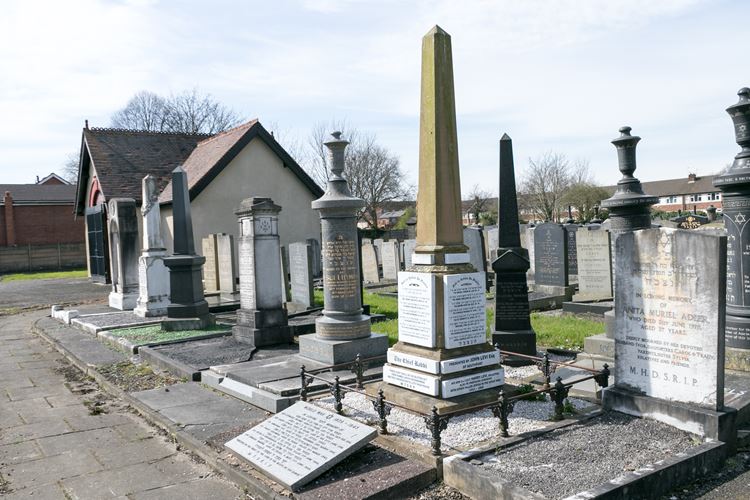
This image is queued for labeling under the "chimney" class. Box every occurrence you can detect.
[85,119,89,129]
[688,173,697,183]
[4,191,16,246]
[36,175,39,183]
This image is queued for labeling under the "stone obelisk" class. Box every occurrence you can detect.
[299,132,388,364]
[134,175,169,317]
[374,26,503,413]
[491,134,536,359]
[162,166,212,330]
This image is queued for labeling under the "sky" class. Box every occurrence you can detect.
[0,0,746,196]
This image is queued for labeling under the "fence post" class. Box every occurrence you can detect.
[27,243,32,272]
[57,243,62,270]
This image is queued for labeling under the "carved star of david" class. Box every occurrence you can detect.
[735,213,747,225]
[659,232,672,252]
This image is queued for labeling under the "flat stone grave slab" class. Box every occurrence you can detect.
[444,412,722,500]
[561,300,613,316]
[139,337,293,380]
[71,311,165,334]
[225,401,377,491]
[205,294,240,313]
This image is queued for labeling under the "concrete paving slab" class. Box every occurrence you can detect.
[141,336,257,372]
[92,438,176,469]
[36,427,123,457]
[0,418,73,445]
[4,449,103,489]
[130,478,243,500]
[128,383,219,411]
[3,482,68,500]
[0,440,44,465]
[60,460,183,498]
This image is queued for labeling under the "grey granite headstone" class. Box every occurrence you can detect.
[225,402,376,491]
[306,238,322,278]
[463,226,487,274]
[372,238,384,266]
[289,242,314,309]
[361,243,380,283]
[485,226,499,258]
[380,240,400,280]
[609,228,725,410]
[201,234,220,292]
[233,197,291,346]
[573,228,612,302]
[107,198,139,310]
[533,222,568,287]
[564,223,579,277]
[217,233,238,299]
[403,239,417,269]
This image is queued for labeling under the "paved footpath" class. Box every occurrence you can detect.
[0,311,247,499]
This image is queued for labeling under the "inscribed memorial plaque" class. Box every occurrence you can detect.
[381,241,400,280]
[398,271,437,347]
[613,228,726,409]
[565,224,579,276]
[443,272,487,349]
[534,223,568,287]
[441,368,504,398]
[225,401,376,491]
[383,365,439,395]
[574,228,613,301]
[721,198,750,348]
[361,244,380,283]
[289,243,314,308]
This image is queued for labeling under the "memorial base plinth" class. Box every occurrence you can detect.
[583,333,614,360]
[604,309,616,339]
[232,324,293,347]
[602,386,737,449]
[164,254,209,318]
[314,314,371,341]
[726,347,750,372]
[532,284,576,301]
[109,291,138,311]
[161,314,215,332]
[366,382,506,416]
[133,302,168,318]
[298,333,388,364]
[491,330,536,366]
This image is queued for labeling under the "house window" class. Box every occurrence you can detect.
[707,192,721,201]
[665,196,678,204]
[689,194,703,202]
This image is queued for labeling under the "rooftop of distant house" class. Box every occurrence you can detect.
[1,172,76,205]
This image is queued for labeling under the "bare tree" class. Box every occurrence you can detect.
[520,152,571,222]
[466,184,495,226]
[61,152,80,184]
[110,89,242,134]
[305,119,361,186]
[266,121,309,168]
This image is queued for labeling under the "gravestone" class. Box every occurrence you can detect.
[573,228,613,302]
[361,243,380,283]
[380,240,400,280]
[162,166,211,329]
[403,239,417,269]
[279,246,291,302]
[289,242,314,309]
[299,132,388,364]
[564,223,579,278]
[233,197,292,346]
[603,228,729,440]
[201,234,220,293]
[372,238,384,266]
[491,134,536,358]
[217,233,238,300]
[134,175,169,317]
[225,402,376,491]
[534,222,568,287]
[306,238,322,278]
[485,226,499,258]
[463,226,487,274]
[107,198,139,310]
[375,27,503,412]
[715,88,750,364]
[524,226,535,282]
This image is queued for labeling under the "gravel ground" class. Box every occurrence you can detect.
[74,311,163,328]
[97,360,183,392]
[478,412,701,499]
[408,482,469,499]
[313,392,591,452]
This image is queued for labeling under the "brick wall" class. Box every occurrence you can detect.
[0,204,84,246]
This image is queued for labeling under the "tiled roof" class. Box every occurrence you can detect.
[158,120,323,204]
[603,175,719,198]
[0,184,77,204]
[79,127,208,208]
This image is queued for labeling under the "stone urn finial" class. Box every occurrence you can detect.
[324,131,349,181]
[612,126,641,180]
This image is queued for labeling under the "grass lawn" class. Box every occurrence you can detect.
[106,324,229,346]
[1,269,88,282]
[314,288,604,350]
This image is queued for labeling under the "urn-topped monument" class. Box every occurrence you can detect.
[298,132,388,364]
[372,26,503,413]
[714,87,750,364]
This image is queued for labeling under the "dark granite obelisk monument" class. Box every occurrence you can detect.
[491,134,536,358]
[162,166,212,329]
[714,87,750,370]
[232,197,292,347]
[298,132,388,364]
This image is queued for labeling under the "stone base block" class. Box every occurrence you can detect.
[133,301,168,318]
[604,309,616,339]
[315,314,371,341]
[603,386,737,450]
[236,307,288,328]
[232,324,293,347]
[583,333,615,360]
[366,382,505,416]
[161,314,215,331]
[298,333,388,365]
[492,330,536,365]
[563,300,613,316]
[532,284,576,301]
[167,300,209,319]
[109,292,138,311]
[726,347,750,372]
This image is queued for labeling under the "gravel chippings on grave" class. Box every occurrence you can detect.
[313,392,590,452]
[503,364,540,379]
[478,411,701,499]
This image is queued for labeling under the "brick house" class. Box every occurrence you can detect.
[0,178,83,247]
[602,173,721,213]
